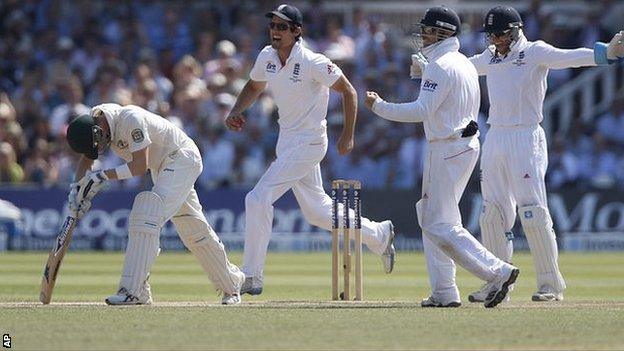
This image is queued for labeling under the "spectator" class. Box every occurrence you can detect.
[49,76,90,137]
[0,142,24,183]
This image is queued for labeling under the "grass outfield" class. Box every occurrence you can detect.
[0,251,623,350]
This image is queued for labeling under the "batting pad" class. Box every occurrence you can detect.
[173,215,244,295]
[480,201,513,262]
[120,191,164,296]
[518,205,566,293]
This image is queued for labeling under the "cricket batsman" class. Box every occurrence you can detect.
[66,103,245,305]
[365,6,519,308]
[467,6,624,303]
[225,4,396,295]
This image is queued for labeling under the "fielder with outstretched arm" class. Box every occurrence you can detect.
[467,6,624,303]
[365,6,518,308]
[225,4,396,296]
[66,104,245,305]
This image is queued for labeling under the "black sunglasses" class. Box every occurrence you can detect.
[268,22,290,31]
[488,30,511,38]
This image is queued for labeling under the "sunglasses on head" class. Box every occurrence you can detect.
[268,22,290,31]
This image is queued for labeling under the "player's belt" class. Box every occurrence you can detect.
[460,120,479,137]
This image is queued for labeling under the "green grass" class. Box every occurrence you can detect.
[1,251,623,350]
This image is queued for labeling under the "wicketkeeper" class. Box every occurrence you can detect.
[66,103,245,305]
[468,6,624,303]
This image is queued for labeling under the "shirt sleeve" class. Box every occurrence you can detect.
[249,50,268,82]
[531,40,596,70]
[372,63,450,123]
[310,54,343,87]
[122,110,151,153]
[469,50,491,76]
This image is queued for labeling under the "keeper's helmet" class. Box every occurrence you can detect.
[66,113,110,160]
[482,6,523,46]
[412,6,461,51]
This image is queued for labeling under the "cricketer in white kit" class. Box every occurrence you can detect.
[366,6,519,308]
[467,6,624,303]
[225,4,396,295]
[65,103,245,305]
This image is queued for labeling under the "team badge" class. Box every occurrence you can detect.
[524,210,533,219]
[290,63,302,83]
[131,129,144,143]
[512,51,526,66]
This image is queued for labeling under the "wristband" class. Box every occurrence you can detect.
[114,164,132,180]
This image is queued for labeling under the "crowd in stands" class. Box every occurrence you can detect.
[0,0,622,191]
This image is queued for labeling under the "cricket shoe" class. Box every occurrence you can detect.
[468,282,513,303]
[484,264,520,308]
[240,276,263,295]
[532,285,564,302]
[105,283,153,305]
[221,293,242,305]
[421,296,461,308]
[380,220,396,274]
[221,269,245,305]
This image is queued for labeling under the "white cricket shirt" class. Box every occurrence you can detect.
[469,33,597,126]
[372,37,480,142]
[92,103,197,171]
[249,40,343,134]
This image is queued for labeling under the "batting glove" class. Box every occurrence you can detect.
[67,182,80,217]
[77,170,108,203]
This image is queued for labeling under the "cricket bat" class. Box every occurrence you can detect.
[39,215,78,304]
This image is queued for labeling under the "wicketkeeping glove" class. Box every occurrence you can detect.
[410,52,429,79]
[607,30,624,60]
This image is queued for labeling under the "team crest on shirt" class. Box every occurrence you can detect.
[512,51,526,66]
[290,62,302,83]
[116,139,128,149]
[327,64,335,74]
[131,128,144,143]
[266,61,277,73]
[422,79,438,92]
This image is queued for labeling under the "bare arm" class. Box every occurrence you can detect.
[330,75,357,155]
[225,79,267,131]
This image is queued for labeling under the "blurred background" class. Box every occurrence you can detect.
[0,0,623,253]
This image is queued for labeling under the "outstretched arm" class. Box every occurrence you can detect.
[225,80,267,131]
[536,31,624,69]
[330,75,357,155]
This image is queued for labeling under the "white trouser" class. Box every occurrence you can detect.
[417,136,507,303]
[242,130,386,279]
[151,147,205,221]
[480,125,549,234]
[120,146,242,294]
[480,124,565,293]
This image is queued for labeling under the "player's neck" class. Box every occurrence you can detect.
[277,43,296,66]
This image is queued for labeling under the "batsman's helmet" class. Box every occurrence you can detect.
[66,114,108,160]
[482,6,523,34]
